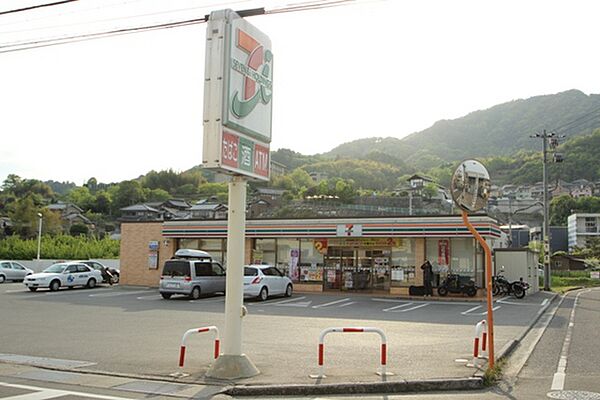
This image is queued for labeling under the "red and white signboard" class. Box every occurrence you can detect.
[438,239,450,266]
[202,9,273,181]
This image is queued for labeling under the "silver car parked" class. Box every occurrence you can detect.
[0,261,34,283]
[159,249,226,300]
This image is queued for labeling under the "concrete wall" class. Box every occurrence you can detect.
[494,249,539,293]
[120,222,175,287]
[14,259,120,273]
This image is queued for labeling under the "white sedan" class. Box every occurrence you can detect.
[243,265,293,301]
[23,262,103,292]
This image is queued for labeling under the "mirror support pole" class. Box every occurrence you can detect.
[461,210,495,370]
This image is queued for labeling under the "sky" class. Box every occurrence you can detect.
[1,0,600,185]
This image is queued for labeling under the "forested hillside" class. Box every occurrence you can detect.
[322,90,600,172]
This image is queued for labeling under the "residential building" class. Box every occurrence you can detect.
[567,213,600,250]
[46,201,93,230]
[270,161,287,179]
[120,204,162,221]
[551,254,587,271]
[190,203,228,219]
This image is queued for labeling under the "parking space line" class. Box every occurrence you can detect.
[394,303,429,313]
[471,305,501,315]
[337,301,356,308]
[460,305,482,315]
[136,295,161,300]
[382,302,413,312]
[541,298,549,306]
[0,381,132,400]
[497,298,541,306]
[312,298,351,309]
[248,296,307,306]
[274,300,312,307]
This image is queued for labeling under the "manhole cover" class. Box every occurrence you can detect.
[547,391,600,400]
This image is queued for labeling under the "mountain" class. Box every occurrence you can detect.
[324,90,600,167]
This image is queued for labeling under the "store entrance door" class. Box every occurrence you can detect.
[324,247,391,292]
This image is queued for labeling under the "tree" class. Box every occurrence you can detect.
[67,187,95,211]
[549,195,577,225]
[92,191,112,214]
[8,195,38,238]
[422,183,438,200]
[112,181,145,214]
[69,223,89,236]
[145,188,170,202]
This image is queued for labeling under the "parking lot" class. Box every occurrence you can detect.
[0,282,554,384]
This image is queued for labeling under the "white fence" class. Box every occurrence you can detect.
[14,259,120,273]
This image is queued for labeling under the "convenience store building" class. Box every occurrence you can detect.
[120,215,503,296]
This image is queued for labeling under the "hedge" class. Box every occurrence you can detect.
[0,235,120,260]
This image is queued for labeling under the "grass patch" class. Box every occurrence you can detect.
[483,358,506,386]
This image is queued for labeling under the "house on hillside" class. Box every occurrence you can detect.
[120,204,162,221]
[551,254,587,271]
[46,201,94,230]
[190,203,228,219]
[270,161,287,179]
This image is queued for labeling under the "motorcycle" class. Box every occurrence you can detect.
[492,269,529,299]
[100,267,116,285]
[437,273,478,297]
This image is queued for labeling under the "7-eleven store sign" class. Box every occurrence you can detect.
[202,9,273,181]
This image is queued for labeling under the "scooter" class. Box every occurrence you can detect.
[437,273,477,297]
[101,267,116,285]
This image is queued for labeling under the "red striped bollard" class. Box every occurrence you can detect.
[310,327,392,379]
[178,326,220,368]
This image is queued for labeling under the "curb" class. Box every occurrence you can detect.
[225,377,484,397]
[495,292,558,361]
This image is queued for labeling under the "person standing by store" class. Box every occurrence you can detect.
[421,260,433,296]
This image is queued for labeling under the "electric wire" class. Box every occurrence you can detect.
[0,0,254,35]
[0,0,361,54]
[0,0,78,16]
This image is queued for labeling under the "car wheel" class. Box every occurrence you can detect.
[437,286,448,296]
[28,287,37,292]
[86,278,97,289]
[161,293,172,300]
[0,275,5,284]
[49,280,60,292]
[284,284,293,297]
[190,286,201,300]
[258,286,268,301]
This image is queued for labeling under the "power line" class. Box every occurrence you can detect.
[0,0,361,54]
[0,0,79,16]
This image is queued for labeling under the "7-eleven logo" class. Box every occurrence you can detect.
[337,224,362,237]
[231,29,273,119]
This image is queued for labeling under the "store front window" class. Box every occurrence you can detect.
[425,238,476,286]
[390,239,416,287]
[253,239,276,265]
[179,238,226,265]
[276,239,300,282]
[299,239,324,283]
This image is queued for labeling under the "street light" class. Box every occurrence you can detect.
[36,213,43,261]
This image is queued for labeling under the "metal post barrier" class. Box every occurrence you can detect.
[309,327,393,379]
[179,326,220,368]
[467,320,487,367]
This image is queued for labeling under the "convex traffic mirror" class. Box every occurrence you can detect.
[451,159,491,212]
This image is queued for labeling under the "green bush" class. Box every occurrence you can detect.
[0,235,120,260]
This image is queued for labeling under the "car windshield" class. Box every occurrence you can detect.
[43,264,67,273]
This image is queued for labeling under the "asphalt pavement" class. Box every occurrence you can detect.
[0,282,556,396]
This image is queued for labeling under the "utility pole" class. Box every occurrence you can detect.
[530,130,564,291]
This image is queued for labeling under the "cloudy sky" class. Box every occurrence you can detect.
[1,0,599,184]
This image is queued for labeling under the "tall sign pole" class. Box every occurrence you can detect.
[202,9,273,379]
[451,160,494,370]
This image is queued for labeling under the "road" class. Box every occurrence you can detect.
[0,281,580,399]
